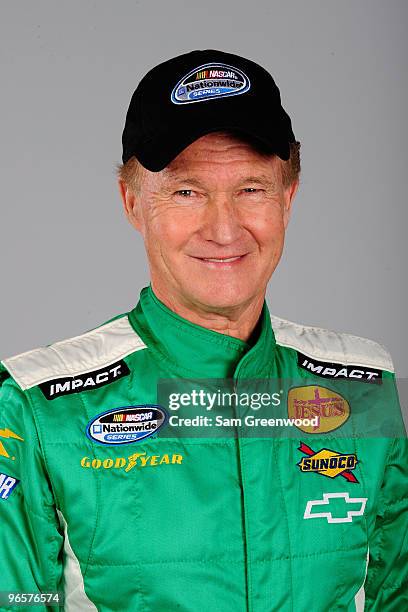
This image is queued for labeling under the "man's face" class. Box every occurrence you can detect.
[120,132,298,314]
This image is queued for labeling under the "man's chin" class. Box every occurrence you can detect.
[184,286,257,314]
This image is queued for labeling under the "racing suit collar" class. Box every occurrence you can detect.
[128,285,276,378]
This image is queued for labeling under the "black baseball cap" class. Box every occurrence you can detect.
[122,49,296,172]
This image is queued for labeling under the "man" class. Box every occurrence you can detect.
[0,49,406,611]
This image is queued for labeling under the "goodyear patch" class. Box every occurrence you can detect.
[171,62,250,104]
[80,452,183,472]
[86,405,168,445]
[0,472,20,500]
[297,442,358,482]
[287,385,350,433]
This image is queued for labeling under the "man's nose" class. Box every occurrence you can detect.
[200,192,243,244]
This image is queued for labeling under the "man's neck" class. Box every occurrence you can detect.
[151,286,265,343]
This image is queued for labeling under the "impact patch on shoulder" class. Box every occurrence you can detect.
[271,315,394,373]
[1,315,147,391]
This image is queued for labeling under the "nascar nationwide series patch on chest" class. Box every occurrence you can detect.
[86,405,168,445]
[171,62,251,104]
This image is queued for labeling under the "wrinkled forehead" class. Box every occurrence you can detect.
[159,130,280,178]
[172,130,275,158]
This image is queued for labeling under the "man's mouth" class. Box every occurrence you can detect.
[200,256,242,263]
[190,254,248,266]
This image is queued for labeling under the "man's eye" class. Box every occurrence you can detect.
[175,190,193,197]
[242,188,261,193]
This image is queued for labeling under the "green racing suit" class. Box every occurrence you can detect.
[0,285,407,611]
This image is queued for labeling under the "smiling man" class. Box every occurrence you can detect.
[0,50,406,612]
[119,131,298,338]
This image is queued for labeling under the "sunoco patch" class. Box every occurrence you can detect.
[86,405,167,445]
[297,442,358,483]
[171,62,250,104]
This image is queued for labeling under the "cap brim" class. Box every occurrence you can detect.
[135,121,291,172]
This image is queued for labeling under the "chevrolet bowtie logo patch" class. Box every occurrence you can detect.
[297,442,358,483]
[0,428,24,459]
[304,492,367,523]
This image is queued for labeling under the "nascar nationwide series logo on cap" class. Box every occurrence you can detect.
[287,385,350,433]
[171,63,251,104]
[86,405,168,445]
[297,442,358,482]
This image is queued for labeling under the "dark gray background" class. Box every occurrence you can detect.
[1,1,407,375]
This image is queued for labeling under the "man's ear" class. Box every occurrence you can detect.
[118,179,143,232]
[282,178,299,229]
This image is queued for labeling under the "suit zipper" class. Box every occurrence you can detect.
[232,368,252,612]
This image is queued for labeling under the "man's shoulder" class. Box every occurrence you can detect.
[1,313,146,392]
[271,314,394,374]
